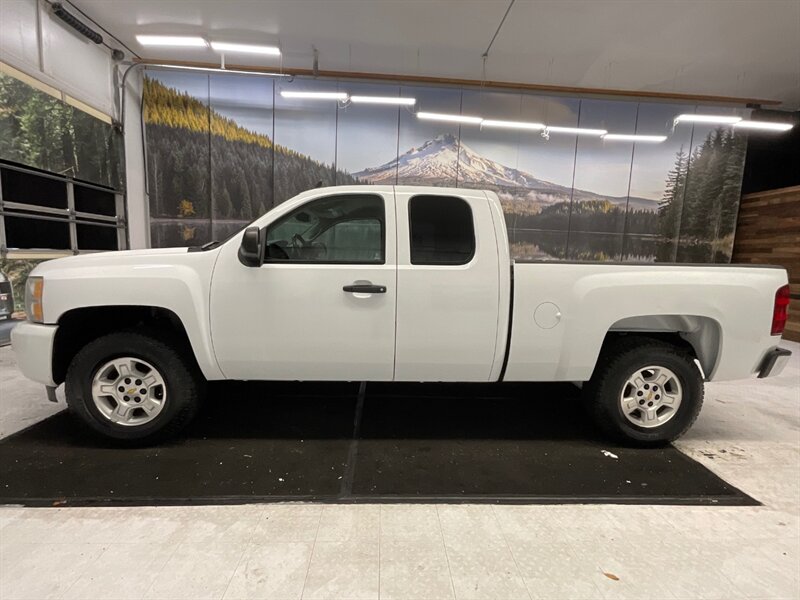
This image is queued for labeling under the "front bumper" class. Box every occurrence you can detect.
[757,347,792,379]
[10,321,57,386]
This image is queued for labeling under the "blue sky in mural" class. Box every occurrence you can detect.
[336,81,403,175]
[147,70,209,104]
[572,99,638,199]
[461,90,582,191]
[628,102,694,200]
[275,79,339,166]
[209,74,272,135]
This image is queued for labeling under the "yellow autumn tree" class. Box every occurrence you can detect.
[178,199,195,217]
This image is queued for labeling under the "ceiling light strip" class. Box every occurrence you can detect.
[733,120,793,132]
[546,126,608,136]
[674,114,742,125]
[350,96,416,105]
[136,35,207,47]
[481,119,545,131]
[210,41,281,56]
[416,112,483,124]
[603,133,668,142]
[280,91,348,100]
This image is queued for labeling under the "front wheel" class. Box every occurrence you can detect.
[65,331,203,444]
[584,338,704,447]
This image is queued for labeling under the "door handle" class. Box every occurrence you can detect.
[343,284,386,294]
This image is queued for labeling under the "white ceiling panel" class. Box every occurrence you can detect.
[70,0,800,107]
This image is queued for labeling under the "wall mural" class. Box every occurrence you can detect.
[143,70,748,262]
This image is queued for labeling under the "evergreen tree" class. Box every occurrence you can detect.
[0,72,122,188]
[657,146,689,248]
[218,188,233,219]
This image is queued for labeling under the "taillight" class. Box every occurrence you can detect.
[771,284,790,336]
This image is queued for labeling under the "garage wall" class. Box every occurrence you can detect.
[0,0,116,117]
[142,70,752,263]
[731,185,800,342]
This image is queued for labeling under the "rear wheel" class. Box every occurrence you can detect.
[584,338,704,447]
[66,331,203,444]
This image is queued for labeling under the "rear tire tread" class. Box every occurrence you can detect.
[584,336,704,447]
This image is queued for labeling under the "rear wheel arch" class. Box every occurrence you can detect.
[603,314,722,379]
[52,305,203,385]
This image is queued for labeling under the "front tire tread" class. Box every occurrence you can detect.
[65,330,202,444]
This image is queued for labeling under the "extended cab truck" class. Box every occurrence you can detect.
[11,186,792,445]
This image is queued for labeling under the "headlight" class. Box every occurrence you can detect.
[25,276,44,323]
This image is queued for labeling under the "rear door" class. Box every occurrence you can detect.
[393,189,502,381]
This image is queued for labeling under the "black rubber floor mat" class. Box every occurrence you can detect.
[0,381,757,506]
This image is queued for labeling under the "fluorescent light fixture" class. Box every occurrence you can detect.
[136,35,207,47]
[280,91,348,101]
[210,41,280,55]
[674,114,742,125]
[481,119,545,131]
[733,120,794,132]
[546,126,607,136]
[416,112,482,124]
[349,96,416,105]
[603,133,667,142]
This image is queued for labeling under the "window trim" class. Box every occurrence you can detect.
[263,193,386,265]
[408,194,476,266]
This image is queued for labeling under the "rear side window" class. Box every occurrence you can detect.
[408,195,475,265]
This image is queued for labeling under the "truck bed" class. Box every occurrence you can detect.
[503,261,787,382]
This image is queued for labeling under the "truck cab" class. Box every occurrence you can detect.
[210,186,510,382]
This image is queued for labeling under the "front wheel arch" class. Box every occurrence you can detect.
[52,306,203,385]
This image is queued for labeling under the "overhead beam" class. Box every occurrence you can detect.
[133,58,781,107]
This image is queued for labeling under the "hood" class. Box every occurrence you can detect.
[31,247,192,276]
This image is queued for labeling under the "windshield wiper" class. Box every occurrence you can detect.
[188,240,222,252]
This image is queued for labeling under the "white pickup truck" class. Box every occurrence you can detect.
[12,186,792,445]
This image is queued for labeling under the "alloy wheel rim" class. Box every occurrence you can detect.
[619,365,682,428]
[90,357,167,426]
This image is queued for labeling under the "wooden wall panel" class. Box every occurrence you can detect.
[732,185,800,342]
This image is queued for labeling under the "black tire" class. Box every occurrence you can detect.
[583,337,704,447]
[65,331,203,444]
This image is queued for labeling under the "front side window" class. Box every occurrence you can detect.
[409,195,475,265]
[265,194,384,264]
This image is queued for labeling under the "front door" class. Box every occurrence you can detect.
[210,190,397,380]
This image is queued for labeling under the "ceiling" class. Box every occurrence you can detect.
[74,0,800,107]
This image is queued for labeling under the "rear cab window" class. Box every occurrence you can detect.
[408,195,475,265]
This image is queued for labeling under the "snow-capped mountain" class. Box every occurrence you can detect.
[354,133,556,189]
[353,133,659,211]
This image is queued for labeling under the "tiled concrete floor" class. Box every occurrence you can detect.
[0,342,798,600]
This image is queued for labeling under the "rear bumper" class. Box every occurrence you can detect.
[757,347,792,379]
[10,321,57,386]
